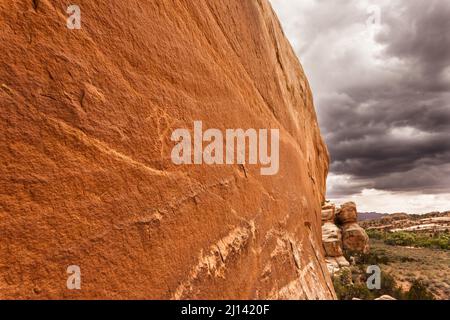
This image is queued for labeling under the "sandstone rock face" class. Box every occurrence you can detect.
[0,1,333,299]
[342,223,370,254]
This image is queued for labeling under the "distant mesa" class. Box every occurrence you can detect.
[360,210,450,233]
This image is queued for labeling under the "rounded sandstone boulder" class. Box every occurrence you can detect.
[336,202,358,224]
[342,223,369,253]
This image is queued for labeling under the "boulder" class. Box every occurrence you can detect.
[342,223,370,253]
[322,208,335,224]
[325,257,340,274]
[322,202,335,211]
[336,202,358,224]
[335,256,350,267]
[322,222,343,257]
[375,295,397,300]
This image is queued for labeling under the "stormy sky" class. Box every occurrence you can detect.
[270,0,450,213]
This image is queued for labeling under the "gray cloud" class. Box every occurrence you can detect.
[271,0,450,202]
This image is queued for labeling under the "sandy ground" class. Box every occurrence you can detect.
[371,240,450,300]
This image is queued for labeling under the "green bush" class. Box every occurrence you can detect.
[380,231,450,250]
[385,232,416,246]
[366,229,385,240]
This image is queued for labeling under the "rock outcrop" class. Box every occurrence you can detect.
[342,222,370,253]
[322,222,343,257]
[0,1,333,299]
[321,202,369,274]
[336,202,358,225]
[338,203,369,254]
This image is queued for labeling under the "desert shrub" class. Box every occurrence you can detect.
[405,280,435,300]
[333,269,437,300]
[333,269,404,300]
[385,232,416,246]
[400,256,417,263]
[366,229,385,240]
[367,227,450,250]
[379,272,405,300]
[332,269,376,300]
[349,251,390,265]
[384,232,450,250]
[428,234,450,250]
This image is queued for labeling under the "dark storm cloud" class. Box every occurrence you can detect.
[376,1,450,92]
[272,0,450,197]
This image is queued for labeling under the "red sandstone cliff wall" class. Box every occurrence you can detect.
[0,0,333,299]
